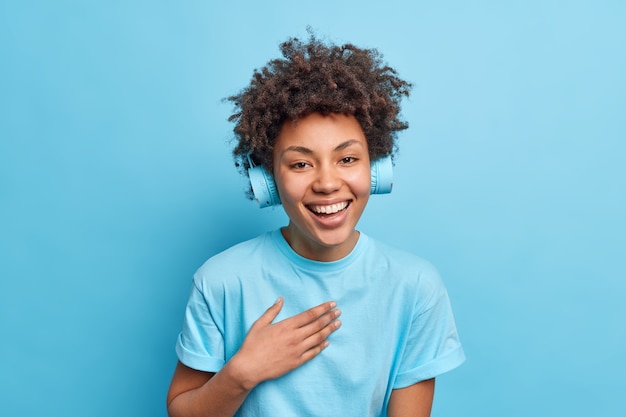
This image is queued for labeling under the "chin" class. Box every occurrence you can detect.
[312,228,358,249]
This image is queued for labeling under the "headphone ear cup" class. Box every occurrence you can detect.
[248,165,281,208]
[249,156,391,207]
[370,155,393,194]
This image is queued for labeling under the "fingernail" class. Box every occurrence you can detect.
[329,301,337,308]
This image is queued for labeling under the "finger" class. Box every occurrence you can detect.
[296,306,341,336]
[287,301,337,328]
[252,296,284,328]
[299,338,332,364]
[301,314,342,349]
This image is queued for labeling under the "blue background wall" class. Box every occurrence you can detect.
[1,1,624,416]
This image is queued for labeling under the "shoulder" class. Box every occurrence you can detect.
[193,231,276,289]
[366,236,441,278]
[364,235,446,307]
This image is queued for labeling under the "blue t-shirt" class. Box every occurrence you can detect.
[176,229,465,416]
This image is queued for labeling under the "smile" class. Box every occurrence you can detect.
[307,201,350,215]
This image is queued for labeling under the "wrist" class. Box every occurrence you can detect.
[223,354,259,392]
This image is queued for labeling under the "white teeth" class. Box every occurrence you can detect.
[309,202,348,214]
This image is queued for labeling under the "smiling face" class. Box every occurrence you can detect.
[272,112,371,262]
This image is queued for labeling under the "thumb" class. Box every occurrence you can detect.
[253,296,284,327]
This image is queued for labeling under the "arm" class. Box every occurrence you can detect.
[166,362,244,417]
[387,379,435,417]
[167,297,342,417]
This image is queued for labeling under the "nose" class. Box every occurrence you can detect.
[312,164,342,194]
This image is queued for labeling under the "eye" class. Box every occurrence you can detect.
[340,156,358,164]
[290,161,310,170]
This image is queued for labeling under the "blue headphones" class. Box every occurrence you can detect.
[247,155,394,208]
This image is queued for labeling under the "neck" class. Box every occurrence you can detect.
[280,226,360,262]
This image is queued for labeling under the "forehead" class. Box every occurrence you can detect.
[274,113,368,154]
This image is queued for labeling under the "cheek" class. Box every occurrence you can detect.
[347,170,372,197]
[276,173,307,203]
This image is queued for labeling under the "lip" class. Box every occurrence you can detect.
[305,199,352,228]
[306,199,351,213]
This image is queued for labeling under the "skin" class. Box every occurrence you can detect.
[167,298,341,417]
[167,112,435,417]
[272,112,371,262]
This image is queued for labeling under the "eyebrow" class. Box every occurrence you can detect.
[282,140,364,155]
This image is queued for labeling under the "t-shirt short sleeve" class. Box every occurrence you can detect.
[175,276,226,372]
[393,265,465,388]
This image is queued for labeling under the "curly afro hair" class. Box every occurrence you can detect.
[226,32,412,199]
